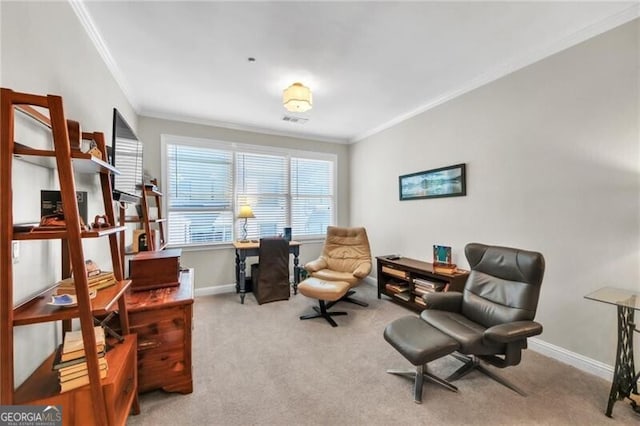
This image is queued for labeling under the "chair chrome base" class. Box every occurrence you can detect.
[447,353,527,396]
[387,364,458,404]
[299,300,347,327]
[326,290,369,309]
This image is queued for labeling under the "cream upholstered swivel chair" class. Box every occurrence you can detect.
[304,226,372,307]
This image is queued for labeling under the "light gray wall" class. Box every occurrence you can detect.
[137,116,350,289]
[1,1,136,385]
[350,19,640,366]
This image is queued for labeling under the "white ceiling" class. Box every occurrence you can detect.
[77,1,639,143]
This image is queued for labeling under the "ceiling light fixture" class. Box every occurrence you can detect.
[283,82,312,113]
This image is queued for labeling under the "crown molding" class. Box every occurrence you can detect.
[350,4,640,143]
[140,109,349,145]
[68,0,139,111]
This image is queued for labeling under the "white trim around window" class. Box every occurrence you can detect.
[160,134,337,248]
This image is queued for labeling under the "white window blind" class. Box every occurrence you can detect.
[166,143,233,245]
[291,157,333,236]
[163,136,336,246]
[236,152,288,240]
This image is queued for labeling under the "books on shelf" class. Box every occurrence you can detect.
[385,282,410,294]
[54,326,109,393]
[413,278,446,291]
[433,263,458,275]
[381,266,406,280]
[55,271,116,295]
[59,358,108,381]
[59,366,108,393]
[61,326,105,361]
[413,286,436,296]
[53,348,106,371]
[415,296,427,307]
[393,292,411,302]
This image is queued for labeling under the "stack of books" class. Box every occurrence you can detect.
[381,266,407,280]
[433,263,458,275]
[413,278,446,296]
[385,281,410,294]
[385,280,410,302]
[55,271,116,295]
[54,326,108,393]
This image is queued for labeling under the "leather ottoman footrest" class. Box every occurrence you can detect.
[384,315,460,366]
[298,277,350,301]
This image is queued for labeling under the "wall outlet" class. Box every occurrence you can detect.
[12,241,19,264]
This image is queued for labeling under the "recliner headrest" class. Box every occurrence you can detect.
[465,243,545,286]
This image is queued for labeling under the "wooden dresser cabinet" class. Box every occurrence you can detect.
[125,269,194,394]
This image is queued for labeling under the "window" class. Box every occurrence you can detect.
[162,135,336,247]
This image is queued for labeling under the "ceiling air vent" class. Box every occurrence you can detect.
[282,115,308,124]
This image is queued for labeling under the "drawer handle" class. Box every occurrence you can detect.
[138,340,161,350]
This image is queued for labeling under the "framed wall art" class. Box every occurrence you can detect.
[399,163,466,201]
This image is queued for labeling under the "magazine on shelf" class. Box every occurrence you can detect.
[385,282,410,294]
[393,292,411,302]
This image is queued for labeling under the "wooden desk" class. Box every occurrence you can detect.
[125,269,194,394]
[233,240,301,304]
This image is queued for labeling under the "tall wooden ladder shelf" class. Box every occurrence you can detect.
[0,88,139,425]
[138,178,167,252]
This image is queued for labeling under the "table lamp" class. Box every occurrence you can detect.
[237,205,255,242]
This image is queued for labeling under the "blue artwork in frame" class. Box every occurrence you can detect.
[399,163,466,201]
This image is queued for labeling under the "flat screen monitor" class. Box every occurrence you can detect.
[109,108,143,204]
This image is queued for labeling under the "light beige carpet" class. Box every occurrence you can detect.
[126,284,638,425]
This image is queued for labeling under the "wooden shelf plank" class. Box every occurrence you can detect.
[13,334,135,404]
[13,225,126,241]
[144,187,163,196]
[13,280,132,326]
[13,143,120,175]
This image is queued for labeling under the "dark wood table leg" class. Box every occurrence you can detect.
[235,250,240,294]
[238,250,247,304]
[605,305,637,417]
[292,245,300,294]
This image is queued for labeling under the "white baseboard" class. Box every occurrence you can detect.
[195,283,236,297]
[527,338,614,382]
[196,277,619,383]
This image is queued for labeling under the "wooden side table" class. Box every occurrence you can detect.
[125,269,194,394]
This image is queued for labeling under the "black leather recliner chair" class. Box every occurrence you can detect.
[421,243,545,395]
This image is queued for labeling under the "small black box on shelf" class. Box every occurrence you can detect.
[41,190,88,224]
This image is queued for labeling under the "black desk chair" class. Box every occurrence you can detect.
[251,237,290,304]
[421,243,545,395]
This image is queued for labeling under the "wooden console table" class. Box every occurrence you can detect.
[377,256,469,312]
[233,240,301,304]
[125,268,194,394]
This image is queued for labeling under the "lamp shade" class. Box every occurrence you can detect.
[237,205,255,219]
[283,82,312,112]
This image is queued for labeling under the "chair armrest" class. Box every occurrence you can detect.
[484,321,543,343]
[304,258,327,273]
[422,291,463,312]
[353,261,372,278]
